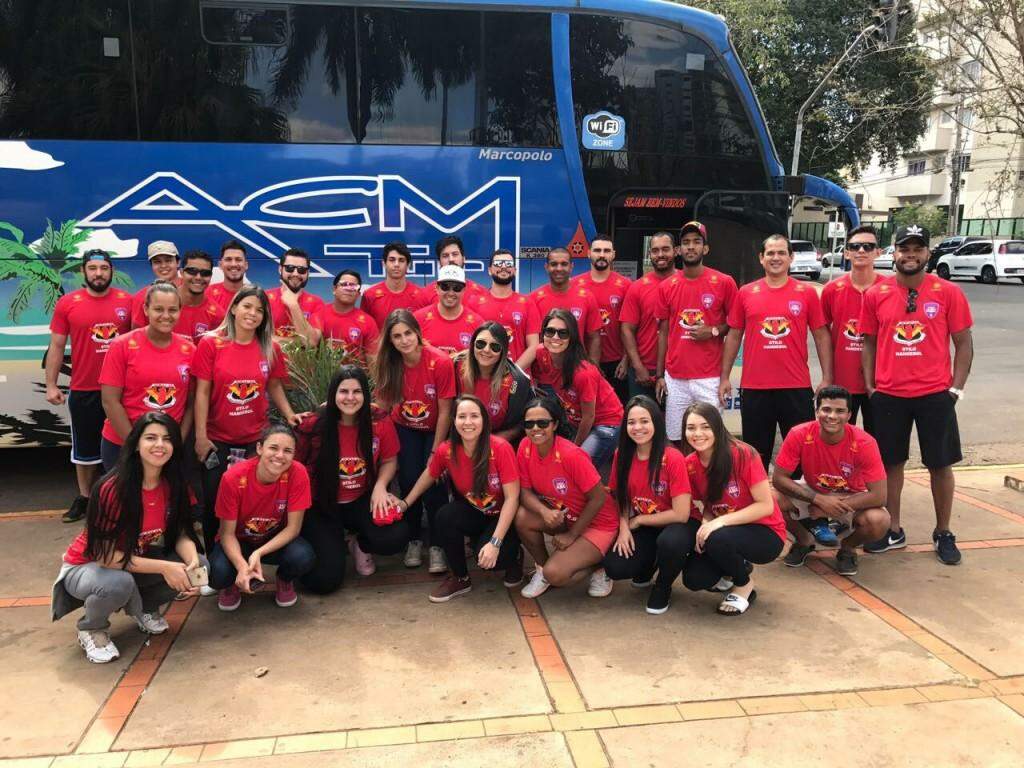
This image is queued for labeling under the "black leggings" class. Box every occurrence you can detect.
[683,524,784,591]
[199,441,256,552]
[602,521,697,588]
[435,498,521,578]
[300,495,411,594]
[395,425,449,544]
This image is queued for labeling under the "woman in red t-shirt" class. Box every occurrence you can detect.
[602,396,694,615]
[680,402,786,615]
[400,395,523,603]
[209,424,315,611]
[296,365,404,593]
[454,322,532,445]
[514,395,620,600]
[51,413,205,664]
[372,309,455,573]
[533,309,622,470]
[193,286,300,549]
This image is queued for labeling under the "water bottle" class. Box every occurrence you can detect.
[227,448,246,466]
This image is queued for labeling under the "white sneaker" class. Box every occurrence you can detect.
[199,585,217,597]
[428,546,447,574]
[78,630,120,664]
[136,612,169,634]
[404,540,423,568]
[520,568,550,599]
[587,569,613,598]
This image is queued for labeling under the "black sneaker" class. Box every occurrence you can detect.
[933,530,962,565]
[835,548,858,576]
[784,542,815,567]
[62,495,87,524]
[863,528,907,554]
[645,583,671,615]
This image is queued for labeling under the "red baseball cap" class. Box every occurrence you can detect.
[679,220,708,243]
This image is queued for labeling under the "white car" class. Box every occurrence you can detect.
[788,240,822,280]
[820,245,845,267]
[936,239,1024,284]
[874,246,895,270]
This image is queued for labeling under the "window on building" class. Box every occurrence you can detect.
[961,59,981,82]
[955,154,971,172]
[907,159,926,176]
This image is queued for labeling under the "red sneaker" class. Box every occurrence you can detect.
[428,575,472,603]
[218,585,241,612]
[275,578,298,608]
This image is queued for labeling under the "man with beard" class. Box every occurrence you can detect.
[46,249,133,522]
[654,222,737,445]
[413,265,483,356]
[208,240,249,310]
[620,232,677,400]
[266,248,325,345]
[572,235,632,402]
[474,249,541,369]
[130,240,180,327]
[417,235,489,310]
[530,247,602,363]
[859,225,973,565]
[174,250,225,342]
[361,241,426,328]
[719,234,832,470]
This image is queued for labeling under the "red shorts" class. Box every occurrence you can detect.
[549,519,617,555]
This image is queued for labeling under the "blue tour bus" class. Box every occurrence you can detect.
[0,0,858,446]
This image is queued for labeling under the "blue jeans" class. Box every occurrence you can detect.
[209,537,316,589]
[581,424,620,471]
[627,367,658,401]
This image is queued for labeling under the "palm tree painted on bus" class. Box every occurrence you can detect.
[0,218,133,322]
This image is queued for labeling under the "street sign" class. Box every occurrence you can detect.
[828,221,846,239]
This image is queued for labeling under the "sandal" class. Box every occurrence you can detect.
[718,589,757,616]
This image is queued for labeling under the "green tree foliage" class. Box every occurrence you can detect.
[892,203,947,234]
[686,0,935,181]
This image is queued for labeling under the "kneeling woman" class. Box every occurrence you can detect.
[602,396,694,615]
[297,366,405,592]
[210,424,315,611]
[399,395,522,602]
[51,413,207,664]
[681,403,786,615]
[514,396,620,599]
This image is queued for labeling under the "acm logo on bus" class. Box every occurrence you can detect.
[582,111,626,151]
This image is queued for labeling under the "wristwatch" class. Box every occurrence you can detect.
[489,536,503,548]
[948,387,965,401]
[711,326,720,338]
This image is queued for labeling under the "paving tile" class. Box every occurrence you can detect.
[738,695,807,716]
[564,730,608,768]
[549,711,617,731]
[273,732,348,754]
[162,746,203,765]
[676,700,746,721]
[986,677,1024,695]
[76,717,126,754]
[858,687,928,706]
[0,758,56,768]
[935,653,997,680]
[199,738,275,761]
[917,684,989,702]
[612,704,681,726]
[123,749,171,767]
[345,726,417,749]
[798,692,868,711]
[118,661,161,689]
[545,681,586,713]
[415,720,485,743]
[999,694,1024,717]
[51,755,128,768]
[99,687,144,719]
[482,715,552,736]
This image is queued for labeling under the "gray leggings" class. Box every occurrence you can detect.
[61,553,209,631]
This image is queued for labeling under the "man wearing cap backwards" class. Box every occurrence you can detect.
[859,224,974,565]
[654,221,737,445]
[129,240,180,327]
[265,247,325,345]
[413,264,483,356]
[45,249,132,522]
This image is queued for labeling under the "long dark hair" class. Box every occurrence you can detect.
[448,395,492,496]
[680,401,751,505]
[522,395,563,439]
[542,308,587,389]
[84,413,197,567]
[615,396,667,513]
[373,309,422,406]
[462,321,510,403]
[315,366,375,514]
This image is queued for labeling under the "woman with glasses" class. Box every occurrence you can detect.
[533,309,623,470]
[372,309,456,573]
[193,287,301,550]
[680,402,786,615]
[398,395,522,602]
[602,396,694,614]
[454,322,533,445]
[296,366,404,592]
[515,396,620,599]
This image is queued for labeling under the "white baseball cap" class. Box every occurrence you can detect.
[437,264,466,284]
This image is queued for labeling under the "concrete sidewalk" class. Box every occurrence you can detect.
[3,466,1024,767]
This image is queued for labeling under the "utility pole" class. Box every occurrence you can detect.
[947,98,964,236]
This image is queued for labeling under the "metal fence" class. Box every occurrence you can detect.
[794,218,1023,248]
[959,218,1024,239]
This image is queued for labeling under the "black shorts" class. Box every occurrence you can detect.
[68,389,105,465]
[850,393,874,435]
[870,390,962,469]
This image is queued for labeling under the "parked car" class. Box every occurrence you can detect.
[935,239,1024,284]
[820,245,846,267]
[927,235,987,272]
[788,239,822,280]
[874,245,895,270]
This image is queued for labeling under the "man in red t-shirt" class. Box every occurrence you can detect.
[413,265,483,356]
[772,386,890,576]
[654,221,738,444]
[417,235,489,309]
[360,241,426,328]
[207,239,249,311]
[265,248,325,345]
[720,233,833,469]
[571,235,632,403]
[530,247,602,363]
[820,225,884,433]
[130,240,180,327]
[859,224,974,565]
[46,249,133,522]
[174,250,226,342]
[474,248,541,370]
[621,231,676,401]
[310,269,380,365]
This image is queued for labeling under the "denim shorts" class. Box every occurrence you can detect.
[581,424,619,471]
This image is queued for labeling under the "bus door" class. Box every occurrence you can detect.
[607,191,697,278]
[692,190,791,286]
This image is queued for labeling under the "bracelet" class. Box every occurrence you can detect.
[489,536,502,548]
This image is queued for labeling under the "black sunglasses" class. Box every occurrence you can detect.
[474,339,503,353]
[906,288,918,314]
[438,281,464,293]
[543,327,570,339]
[182,266,213,277]
[846,242,877,252]
[282,264,309,275]
[524,418,553,430]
